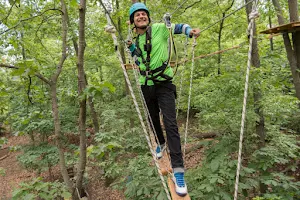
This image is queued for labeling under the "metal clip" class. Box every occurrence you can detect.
[163,13,172,29]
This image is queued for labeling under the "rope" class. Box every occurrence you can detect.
[183,37,197,160]
[233,1,258,199]
[104,25,116,33]
[176,37,189,118]
[158,0,189,23]
[179,44,243,64]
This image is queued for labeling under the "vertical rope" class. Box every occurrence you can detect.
[176,37,189,118]
[183,37,197,159]
[233,1,259,199]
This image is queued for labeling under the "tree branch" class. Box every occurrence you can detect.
[0,8,63,35]
[0,63,51,84]
[51,1,68,82]
[34,14,60,63]
[184,0,202,12]
[0,0,16,24]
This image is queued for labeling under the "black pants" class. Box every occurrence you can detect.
[141,82,184,169]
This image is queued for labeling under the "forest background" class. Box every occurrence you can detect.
[0,0,299,199]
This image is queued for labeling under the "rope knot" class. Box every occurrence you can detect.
[249,9,259,20]
[104,25,116,33]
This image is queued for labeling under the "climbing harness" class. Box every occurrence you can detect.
[234,1,259,199]
[132,13,177,85]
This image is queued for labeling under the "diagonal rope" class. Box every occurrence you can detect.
[233,1,259,199]
[101,5,171,200]
[158,0,190,23]
[183,37,197,160]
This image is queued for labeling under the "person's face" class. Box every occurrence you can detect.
[133,10,149,28]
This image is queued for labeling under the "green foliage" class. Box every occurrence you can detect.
[252,197,282,200]
[90,105,147,181]
[249,133,300,200]
[122,155,167,200]
[0,137,8,148]
[12,177,71,200]
[1,0,300,199]
[186,135,258,200]
[17,143,59,174]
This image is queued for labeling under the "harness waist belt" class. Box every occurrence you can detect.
[140,61,168,76]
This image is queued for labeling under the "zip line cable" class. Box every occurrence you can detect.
[158,0,190,22]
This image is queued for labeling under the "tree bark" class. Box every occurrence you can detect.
[67,5,99,135]
[272,0,300,101]
[288,0,300,82]
[50,83,73,192]
[217,0,234,75]
[75,0,87,197]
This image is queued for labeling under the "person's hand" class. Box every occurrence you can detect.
[189,28,200,39]
[126,40,133,47]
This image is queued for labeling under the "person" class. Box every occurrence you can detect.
[127,2,200,197]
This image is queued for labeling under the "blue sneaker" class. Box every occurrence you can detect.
[155,144,166,159]
[172,172,188,196]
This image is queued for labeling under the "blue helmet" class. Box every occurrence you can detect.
[129,2,150,24]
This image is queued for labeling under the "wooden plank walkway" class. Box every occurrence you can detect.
[260,21,300,34]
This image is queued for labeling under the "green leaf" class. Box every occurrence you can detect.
[210,177,217,184]
[157,190,166,200]
[210,159,219,172]
[137,187,143,196]
[61,191,72,199]
[70,0,78,8]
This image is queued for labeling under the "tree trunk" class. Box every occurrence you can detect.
[245,0,266,193]
[217,0,234,75]
[116,0,130,96]
[50,83,73,192]
[75,0,87,197]
[67,6,99,135]
[288,0,300,80]
[272,0,300,101]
